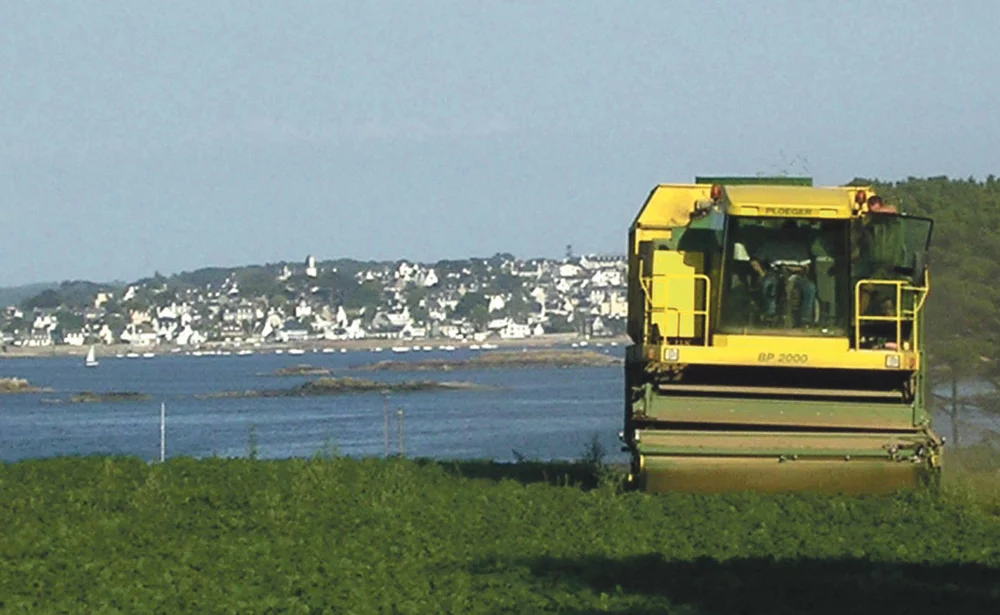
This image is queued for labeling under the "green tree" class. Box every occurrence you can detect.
[22,289,63,310]
[872,176,1000,443]
[2,316,29,334]
[54,310,85,332]
[453,292,487,321]
[236,268,282,299]
[343,281,383,311]
[490,272,523,294]
[469,305,489,330]
[505,293,531,321]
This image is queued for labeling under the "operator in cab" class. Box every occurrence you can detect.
[854,195,903,316]
[750,220,817,327]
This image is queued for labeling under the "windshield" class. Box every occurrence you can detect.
[719,216,850,336]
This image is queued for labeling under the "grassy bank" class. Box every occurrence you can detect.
[1,456,999,614]
[943,439,1000,517]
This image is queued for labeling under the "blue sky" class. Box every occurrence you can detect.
[2,1,997,286]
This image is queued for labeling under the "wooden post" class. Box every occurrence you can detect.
[397,408,404,456]
[383,394,390,457]
[160,402,166,462]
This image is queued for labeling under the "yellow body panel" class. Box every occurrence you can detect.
[723,185,863,219]
[650,251,703,338]
[653,339,919,371]
[630,184,713,253]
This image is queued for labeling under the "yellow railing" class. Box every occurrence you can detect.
[852,271,929,351]
[638,260,711,346]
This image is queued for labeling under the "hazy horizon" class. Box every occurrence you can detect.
[4,1,998,286]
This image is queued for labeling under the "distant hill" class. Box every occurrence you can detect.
[0,282,59,308]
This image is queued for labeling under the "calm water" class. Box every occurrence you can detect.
[0,347,627,463]
[2,346,993,463]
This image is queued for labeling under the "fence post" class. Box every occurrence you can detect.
[383,394,390,457]
[397,408,404,456]
[160,402,166,463]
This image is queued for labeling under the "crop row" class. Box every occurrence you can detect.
[1,456,998,614]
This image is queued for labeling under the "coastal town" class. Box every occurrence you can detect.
[0,252,628,351]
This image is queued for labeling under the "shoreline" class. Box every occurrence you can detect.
[0,333,629,360]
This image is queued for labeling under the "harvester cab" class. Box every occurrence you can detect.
[624,177,941,493]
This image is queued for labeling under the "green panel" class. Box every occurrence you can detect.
[635,429,936,460]
[695,176,813,187]
[634,392,918,430]
[639,443,891,459]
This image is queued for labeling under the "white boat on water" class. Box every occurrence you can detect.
[126,352,140,358]
[142,352,155,359]
[84,345,99,368]
[321,348,335,354]
[288,348,305,356]
[469,344,481,350]
[481,343,498,350]
[237,349,253,356]
[391,346,411,353]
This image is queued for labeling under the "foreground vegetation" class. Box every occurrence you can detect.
[1,455,998,614]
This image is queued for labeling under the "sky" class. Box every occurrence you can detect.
[2,1,998,286]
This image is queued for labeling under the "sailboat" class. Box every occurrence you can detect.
[84,345,99,368]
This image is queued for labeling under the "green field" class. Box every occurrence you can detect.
[1,455,999,614]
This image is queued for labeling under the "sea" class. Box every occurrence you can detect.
[1,345,995,464]
[0,346,628,464]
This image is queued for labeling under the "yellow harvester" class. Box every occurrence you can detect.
[623,177,942,493]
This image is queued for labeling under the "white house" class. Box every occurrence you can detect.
[419,268,439,288]
[260,313,285,340]
[175,325,207,346]
[33,313,56,331]
[395,261,416,281]
[63,331,86,346]
[277,322,310,342]
[558,263,582,278]
[121,323,158,346]
[499,321,531,340]
[599,291,628,319]
[295,300,313,319]
[487,295,506,313]
[19,330,53,347]
[590,269,623,288]
[400,322,427,339]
